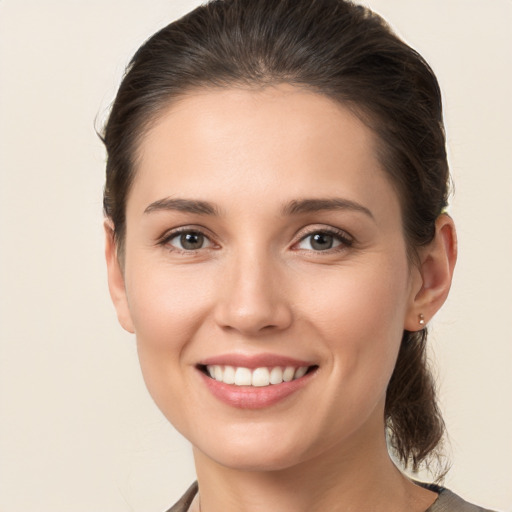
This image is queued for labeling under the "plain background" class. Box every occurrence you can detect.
[0,1,511,510]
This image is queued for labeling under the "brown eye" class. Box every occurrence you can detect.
[168,231,211,251]
[296,230,351,252]
[310,233,334,250]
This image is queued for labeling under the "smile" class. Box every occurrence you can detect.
[205,365,310,387]
[197,357,318,409]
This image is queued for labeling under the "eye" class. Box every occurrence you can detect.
[166,230,213,251]
[296,229,352,251]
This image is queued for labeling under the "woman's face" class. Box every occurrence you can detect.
[108,85,423,471]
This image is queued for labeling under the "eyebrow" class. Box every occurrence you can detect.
[281,198,374,219]
[144,198,220,216]
[143,196,373,219]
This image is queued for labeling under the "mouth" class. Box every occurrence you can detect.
[196,354,319,408]
[198,364,318,387]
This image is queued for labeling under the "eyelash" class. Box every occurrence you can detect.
[158,226,354,254]
[158,227,216,254]
[293,227,354,253]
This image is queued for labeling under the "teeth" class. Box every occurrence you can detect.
[234,367,252,386]
[283,366,295,382]
[269,367,283,384]
[252,367,270,387]
[205,365,310,387]
[294,366,308,379]
[223,365,236,384]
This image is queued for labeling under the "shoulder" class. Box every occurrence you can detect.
[163,482,198,512]
[165,481,499,512]
[423,484,499,512]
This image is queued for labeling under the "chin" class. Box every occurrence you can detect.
[203,445,305,472]
[190,422,322,473]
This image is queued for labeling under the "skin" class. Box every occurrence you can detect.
[106,85,457,512]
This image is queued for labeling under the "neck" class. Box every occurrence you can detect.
[192,425,437,512]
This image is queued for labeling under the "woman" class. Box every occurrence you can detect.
[102,0,494,510]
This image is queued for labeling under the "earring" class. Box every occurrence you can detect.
[418,313,425,327]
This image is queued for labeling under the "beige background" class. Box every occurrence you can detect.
[0,1,511,510]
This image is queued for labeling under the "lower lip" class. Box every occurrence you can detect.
[198,369,315,409]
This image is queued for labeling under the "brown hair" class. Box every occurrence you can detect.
[102,0,449,474]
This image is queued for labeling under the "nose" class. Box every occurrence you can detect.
[213,249,293,336]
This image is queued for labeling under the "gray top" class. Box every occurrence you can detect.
[421,483,497,512]
[165,481,498,512]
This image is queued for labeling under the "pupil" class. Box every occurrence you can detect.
[181,232,203,250]
[311,233,333,250]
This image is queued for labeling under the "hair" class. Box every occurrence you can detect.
[102,0,450,475]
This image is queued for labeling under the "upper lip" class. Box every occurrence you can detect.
[198,353,316,369]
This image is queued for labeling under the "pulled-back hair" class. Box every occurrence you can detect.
[102,0,449,474]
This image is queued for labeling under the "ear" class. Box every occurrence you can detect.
[404,214,457,331]
[104,220,135,334]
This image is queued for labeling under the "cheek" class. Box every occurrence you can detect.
[124,261,215,405]
[127,261,213,345]
[298,254,410,383]
[301,256,409,331]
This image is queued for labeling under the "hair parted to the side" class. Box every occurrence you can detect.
[102,0,450,475]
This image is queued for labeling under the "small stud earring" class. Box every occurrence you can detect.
[419,313,425,327]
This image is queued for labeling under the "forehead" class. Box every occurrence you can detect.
[129,85,399,220]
